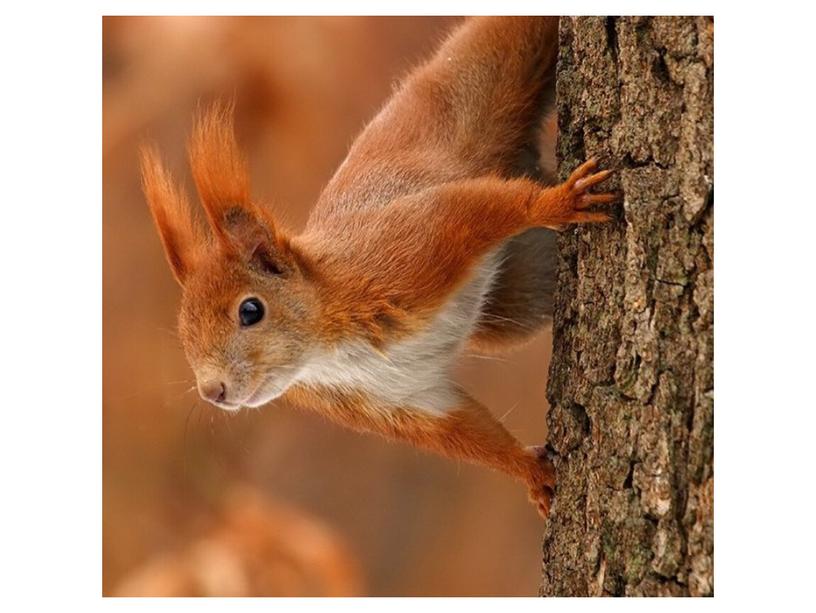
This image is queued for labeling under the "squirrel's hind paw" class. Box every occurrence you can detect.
[528,484,554,519]
[525,445,556,519]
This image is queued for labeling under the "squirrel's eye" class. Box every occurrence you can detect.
[238,298,265,327]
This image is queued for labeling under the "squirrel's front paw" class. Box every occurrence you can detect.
[548,158,619,228]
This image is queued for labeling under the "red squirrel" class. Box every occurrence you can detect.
[141,17,616,518]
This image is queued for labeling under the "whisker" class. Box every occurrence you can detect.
[476,313,532,328]
[196,402,206,429]
[462,353,510,363]
[164,378,195,386]
[157,326,181,341]
[182,400,198,478]
[499,401,520,423]
[166,385,198,404]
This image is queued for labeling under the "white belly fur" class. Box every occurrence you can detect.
[294,250,504,414]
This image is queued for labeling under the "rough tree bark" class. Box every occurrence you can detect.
[540,17,713,596]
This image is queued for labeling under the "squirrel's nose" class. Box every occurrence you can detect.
[199,380,227,404]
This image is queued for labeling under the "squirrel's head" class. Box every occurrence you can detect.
[140,103,320,411]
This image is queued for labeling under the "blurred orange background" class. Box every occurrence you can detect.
[103,16,553,597]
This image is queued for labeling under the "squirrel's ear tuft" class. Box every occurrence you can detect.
[188,100,253,244]
[140,145,202,285]
[188,101,293,275]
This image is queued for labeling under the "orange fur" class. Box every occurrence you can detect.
[141,17,618,518]
[140,145,204,284]
[299,168,611,344]
[284,384,555,515]
[188,100,252,240]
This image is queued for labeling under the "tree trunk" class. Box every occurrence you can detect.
[540,16,713,597]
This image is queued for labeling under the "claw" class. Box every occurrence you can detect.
[563,160,619,223]
[577,192,619,210]
[567,158,598,186]
[540,159,618,230]
[574,169,612,191]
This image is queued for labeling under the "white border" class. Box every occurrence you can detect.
[3,0,816,609]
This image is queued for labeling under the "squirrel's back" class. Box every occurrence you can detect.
[308,17,562,350]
